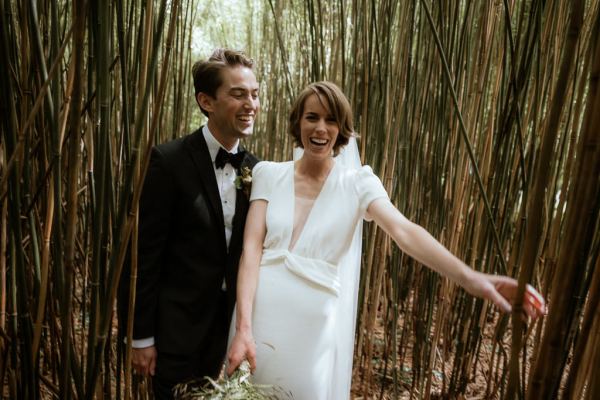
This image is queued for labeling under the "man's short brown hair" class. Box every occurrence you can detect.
[192,49,254,116]
[288,81,355,156]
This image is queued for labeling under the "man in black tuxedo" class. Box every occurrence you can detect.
[127,48,260,399]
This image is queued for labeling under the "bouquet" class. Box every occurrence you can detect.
[173,361,290,399]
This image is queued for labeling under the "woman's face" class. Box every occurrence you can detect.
[299,94,340,160]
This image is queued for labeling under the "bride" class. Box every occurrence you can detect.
[226,81,546,399]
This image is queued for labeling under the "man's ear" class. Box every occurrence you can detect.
[196,92,213,114]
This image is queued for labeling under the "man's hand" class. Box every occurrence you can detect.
[132,346,157,376]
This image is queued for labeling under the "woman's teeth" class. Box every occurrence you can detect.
[310,138,328,145]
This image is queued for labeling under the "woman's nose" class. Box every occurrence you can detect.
[315,118,326,131]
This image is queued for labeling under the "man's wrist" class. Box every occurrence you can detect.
[131,337,155,348]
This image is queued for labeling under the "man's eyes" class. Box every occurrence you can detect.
[231,91,259,99]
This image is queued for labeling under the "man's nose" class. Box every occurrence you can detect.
[243,95,257,110]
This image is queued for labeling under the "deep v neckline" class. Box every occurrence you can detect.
[288,161,337,252]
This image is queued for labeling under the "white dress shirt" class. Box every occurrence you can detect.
[131,126,240,349]
[202,125,239,248]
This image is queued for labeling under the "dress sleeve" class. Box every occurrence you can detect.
[249,161,271,202]
[354,165,389,216]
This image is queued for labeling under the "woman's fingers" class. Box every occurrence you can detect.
[488,282,513,313]
[487,276,547,319]
[525,284,547,316]
[248,350,257,372]
[467,274,510,313]
[226,334,257,376]
[226,341,244,375]
[226,353,242,376]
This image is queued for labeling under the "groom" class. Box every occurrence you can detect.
[124,48,260,399]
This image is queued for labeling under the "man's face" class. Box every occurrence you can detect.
[199,66,260,145]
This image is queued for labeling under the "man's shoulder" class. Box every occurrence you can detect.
[243,151,260,167]
[154,128,203,158]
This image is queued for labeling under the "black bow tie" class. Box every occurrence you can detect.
[215,147,246,170]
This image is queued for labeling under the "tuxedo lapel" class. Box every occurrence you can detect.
[185,129,226,242]
[229,148,257,253]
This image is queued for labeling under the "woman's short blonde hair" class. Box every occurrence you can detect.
[288,81,355,156]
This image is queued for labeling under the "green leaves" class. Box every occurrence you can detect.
[173,361,288,400]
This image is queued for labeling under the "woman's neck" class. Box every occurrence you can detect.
[296,155,334,180]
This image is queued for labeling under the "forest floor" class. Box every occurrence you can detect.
[7,299,544,399]
[350,312,542,400]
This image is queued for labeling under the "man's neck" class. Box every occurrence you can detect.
[206,120,238,151]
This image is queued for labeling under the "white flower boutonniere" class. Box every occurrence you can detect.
[235,166,252,197]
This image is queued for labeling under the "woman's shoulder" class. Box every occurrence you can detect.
[339,164,386,194]
[252,160,293,176]
[338,163,377,180]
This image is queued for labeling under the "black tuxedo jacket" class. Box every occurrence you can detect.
[127,127,258,377]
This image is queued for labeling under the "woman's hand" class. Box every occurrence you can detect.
[461,270,547,319]
[226,330,256,376]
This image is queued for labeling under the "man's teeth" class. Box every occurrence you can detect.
[310,138,328,145]
[239,115,253,121]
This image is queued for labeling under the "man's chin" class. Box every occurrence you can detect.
[237,129,254,139]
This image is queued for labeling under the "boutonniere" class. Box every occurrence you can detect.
[235,166,252,197]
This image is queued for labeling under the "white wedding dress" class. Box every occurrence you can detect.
[229,158,388,400]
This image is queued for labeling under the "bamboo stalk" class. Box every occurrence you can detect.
[2,1,600,398]
[528,5,600,396]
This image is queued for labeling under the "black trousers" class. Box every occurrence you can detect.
[152,375,176,400]
[151,349,225,400]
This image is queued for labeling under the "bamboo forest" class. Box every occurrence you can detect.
[1,0,599,399]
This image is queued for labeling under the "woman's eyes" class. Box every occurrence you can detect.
[305,114,336,123]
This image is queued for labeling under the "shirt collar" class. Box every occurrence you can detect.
[202,125,240,163]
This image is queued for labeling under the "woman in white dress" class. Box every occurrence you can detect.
[226,82,546,399]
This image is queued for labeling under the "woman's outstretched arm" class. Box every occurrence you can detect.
[226,199,268,375]
[367,198,546,318]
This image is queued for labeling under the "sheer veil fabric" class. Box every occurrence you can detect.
[293,137,363,399]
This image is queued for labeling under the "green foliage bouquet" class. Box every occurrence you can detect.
[173,361,289,399]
